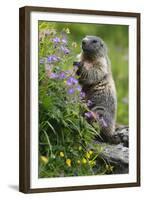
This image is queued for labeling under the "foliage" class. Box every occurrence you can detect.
[38,22,114,177]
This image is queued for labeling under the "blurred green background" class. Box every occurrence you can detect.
[42,22,129,125]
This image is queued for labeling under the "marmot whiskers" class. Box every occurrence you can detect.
[75,35,117,143]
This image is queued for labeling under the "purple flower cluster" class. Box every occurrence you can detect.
[66,77,78,86]
[49,71,67,80]
[50,72,59,79]
[65,76,79,95]
[84,111,97,121]
[85,112,93,119]
[61,46,70,54]
[47,55,60,63]
[52,37,60,43]
[52,37,67,45]
[68,88,75,94]
[59,72,67,79]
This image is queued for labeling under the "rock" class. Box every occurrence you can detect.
[101,143,129,174]
[95,126,129,174]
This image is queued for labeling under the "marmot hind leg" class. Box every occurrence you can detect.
[94,109,116,143]
[95,110,129,147]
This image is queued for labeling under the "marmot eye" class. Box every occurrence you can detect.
[92,39,98,43]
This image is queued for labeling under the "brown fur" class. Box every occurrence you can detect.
[76,36,117,142]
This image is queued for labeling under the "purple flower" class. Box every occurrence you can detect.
[73,66,78,71]
[68,88,75,94]
[61,38,67,44]
[80,91,86,99]
[59,72,66,79]
[99,117,108,127]
[52,37,60,43]
[73,62,81,67]
[76,85,82,91]
[66,77,78,86]
[96,113,108,127]
[87,100,93,107]
[50,72,59,79]
[45,64,51,70]
[47,55,60,63]
[85,112,93,119]
[61,46,70,54]
[44,30,51,36]
[65,70,73,75]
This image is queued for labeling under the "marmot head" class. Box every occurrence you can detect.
[82,35,107,57]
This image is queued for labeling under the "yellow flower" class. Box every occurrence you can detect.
[82,158,87,164]
[72,42,77,48]
[77,160,81,164]
[66,159,71,167]
[85,152,90,159]
[60,151,65,157]
[89,160,95,166]
[65,28,70,34]
[40,156,48,164]
[89,150,93,155]
[78,146,82,151]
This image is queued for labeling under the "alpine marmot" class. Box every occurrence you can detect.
[74,35,117,143]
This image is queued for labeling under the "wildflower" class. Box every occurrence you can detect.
[61,46,70,54]
[72,42,77,48]
[100,117,108,127]
[89,160,95,166]
[47,55,60,63]
[77,160,81,164]
[73,61,82,67]
[67,77,78,86]
[89,150,93,155]
[78,146,82,151]
[50,72,59,79]
[66,159,71,167]
[44,30,51,36]
[73,65,78,71]
[97,113,108,127]
[45,64,51,70]
[59,151,65,157]
[59,72,66,79]
[85,111,97,120]
[85,152,91,159]
[40,156,48,165]
[65,28,70,34]
[84,111,93,119]
[61,38,67,44]
[105,164,114,172]
[65,70,73,75]
[76,85,82,91]
[82,158,87,164]
[52,37,60,43]
[80,91,85,99]
[87,100,93,107]
[68,88,75,95]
